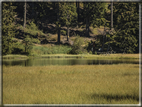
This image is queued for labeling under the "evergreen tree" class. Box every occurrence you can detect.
[23,1,26,29]
[22,35,33,55]
[2,2,17,55]
[83,2,107,37]
[54,2,61,44]
[59,2,77,41]
[113,3,139,53]
[76,2,79,28]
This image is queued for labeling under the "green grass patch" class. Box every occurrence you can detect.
[31,45,72,55]
[32,54,139,59]
[2,54,28,59]
[3,64,139,104]
[3,54,139,60]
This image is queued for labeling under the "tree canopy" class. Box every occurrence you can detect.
[2,2,140,55]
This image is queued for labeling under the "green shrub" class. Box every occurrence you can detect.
[69,36,86,54]
[31,45,72,55]
[22,35,33,55]
[32,38,40,44]
[12,42,25,54]
[61,30,67,36]
[89,51,92,54]
[27,21,38,31]
[20,21,44,37]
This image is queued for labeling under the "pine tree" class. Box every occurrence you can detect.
[23,1,26,29]
[22,35,33,55]
[113,3,139,53]
[83,2,107,37]
[59,2,77,41]
[54,2,61,44]
[2,2,17,55]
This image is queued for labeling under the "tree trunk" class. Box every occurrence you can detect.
[76,2,79,28]
[111,2,113,30]
[102,25,105,52]
[58,26,60,44]
[86,17,89,37]
[57,3,61,44]
[67,25,69,41]
[85,3,89,37]
[23,2,26,29]
[32,2,34,20]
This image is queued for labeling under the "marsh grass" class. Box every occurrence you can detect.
[37,54,139,59]
[2,55,28,59]
[3,64,139,104]
[3,53,139,60]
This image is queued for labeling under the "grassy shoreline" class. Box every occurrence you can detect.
[2,54,140,60]
[3,64,139,104]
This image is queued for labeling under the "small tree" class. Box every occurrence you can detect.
[22,35,33,55]
[2,2,17,55]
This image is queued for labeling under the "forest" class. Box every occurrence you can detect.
[2,1,140,56]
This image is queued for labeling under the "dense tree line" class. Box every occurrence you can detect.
[2,1,140,55]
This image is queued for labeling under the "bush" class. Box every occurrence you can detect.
[20,21,44,37]
[12,42,25,54]
[31,45,72,55]
[32,38,40,44]
[61,30,67,36]
[69,36,86,54]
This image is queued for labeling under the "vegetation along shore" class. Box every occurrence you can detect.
[2,54,140,60]
[3,64,139,104]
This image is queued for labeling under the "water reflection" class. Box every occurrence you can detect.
[2,58,139,67]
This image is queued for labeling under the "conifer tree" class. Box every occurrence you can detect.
[59,2,77,41]
[83,2,106,37]
[113,3,139,53]
[23,1,26,29]
[2,2,17,55]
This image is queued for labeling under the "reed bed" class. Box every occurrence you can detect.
[3,64,139,104]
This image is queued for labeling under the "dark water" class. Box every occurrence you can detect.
[2,58,139,66]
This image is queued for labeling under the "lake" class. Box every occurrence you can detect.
[2,58,139,66]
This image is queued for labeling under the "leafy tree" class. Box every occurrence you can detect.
[2,2,17,55]
[113,3,139,53]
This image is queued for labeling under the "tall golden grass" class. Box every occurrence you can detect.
[3,64,139,104]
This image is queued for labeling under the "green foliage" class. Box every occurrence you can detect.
[113,3,139,53]
[83,2,107,27]
[61,30,67,36]
[31,45,72,55]
[27,21,38,31]
[12,42,25,54]
[2,2,17,55]
[70,36,87,54]
[19,21,44,37]
[59,2,77,26]
[22,35,33,55]
[32,38,40,44]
